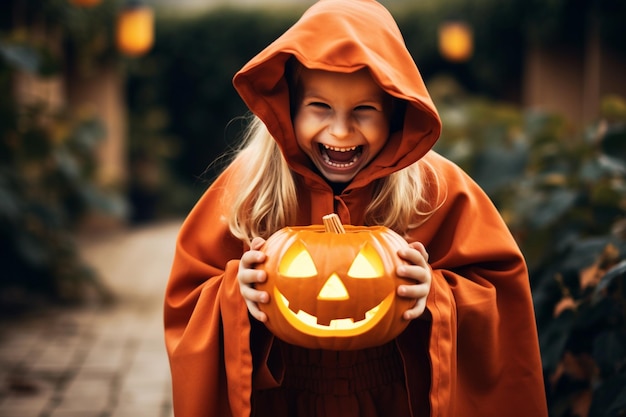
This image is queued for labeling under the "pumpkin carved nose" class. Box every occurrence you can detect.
[318,274,349,300]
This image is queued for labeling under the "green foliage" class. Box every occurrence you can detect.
[434,85,626,417]
[3,0,121,70]
[125,8,305,211]
[0,37,115,310]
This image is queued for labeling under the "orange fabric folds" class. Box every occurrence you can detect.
[164,1,548,416]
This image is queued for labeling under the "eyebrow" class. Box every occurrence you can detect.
[301,89,386,103]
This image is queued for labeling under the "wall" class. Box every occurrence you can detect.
[523,31,626,127]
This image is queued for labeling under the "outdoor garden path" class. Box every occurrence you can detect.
[0,219,183,417]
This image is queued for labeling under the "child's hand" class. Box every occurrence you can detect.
[238,237,269,322]
[396,242,431,320]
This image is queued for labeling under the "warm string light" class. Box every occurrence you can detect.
[438,20,474,62]
[116,2,154,57]
[68,0,154,57]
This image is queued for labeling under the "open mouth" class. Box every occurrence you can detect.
[319,144,363,168]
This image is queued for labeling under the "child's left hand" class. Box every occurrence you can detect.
[396,242,431,320]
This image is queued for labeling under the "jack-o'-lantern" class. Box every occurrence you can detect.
[257,214,416,350]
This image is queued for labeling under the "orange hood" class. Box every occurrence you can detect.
[233,0,441,188]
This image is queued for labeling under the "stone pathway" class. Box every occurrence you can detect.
[0,220,182,417]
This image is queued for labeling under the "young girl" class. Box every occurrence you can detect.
[164,1,548,417]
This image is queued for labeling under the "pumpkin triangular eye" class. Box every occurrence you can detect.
[279,240,318,277]
[347,242,384,278]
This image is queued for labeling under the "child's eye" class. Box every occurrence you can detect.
[308,101,331,109]
[354,105,378,111]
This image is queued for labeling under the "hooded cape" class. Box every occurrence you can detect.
[164,1,548,416]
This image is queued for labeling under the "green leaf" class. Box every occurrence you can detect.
[472,140,528,194]
[0,42,40,74]
[539,309,575,373]
[588,373,626,417]
[0,185,20,221]
[594,260,626,298]
[602,124,626,164]
[593,330,626,377]
[15,229,49,268]
[527,188,578,229]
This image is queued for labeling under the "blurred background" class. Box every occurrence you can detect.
[0,0,625,416]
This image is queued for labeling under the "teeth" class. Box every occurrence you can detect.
[322,154,358,168]
[323,144,358,152]
[320,144,361,168]
[279,293,380,330]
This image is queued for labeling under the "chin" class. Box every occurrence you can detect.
[311,156,363,184]
[319,170,358,184]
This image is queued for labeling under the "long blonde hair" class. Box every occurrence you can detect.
[226,115,443,244]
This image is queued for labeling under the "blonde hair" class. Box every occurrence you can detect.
[227,115,443,244]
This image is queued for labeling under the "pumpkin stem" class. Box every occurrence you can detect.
[323,213,346,234]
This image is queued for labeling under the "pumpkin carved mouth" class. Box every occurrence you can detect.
[273,289,395,334]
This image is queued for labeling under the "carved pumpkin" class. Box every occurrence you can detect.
[257,214,416,350]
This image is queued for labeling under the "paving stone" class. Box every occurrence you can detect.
[48,410,104,417]
[52,373,113,414]
[30,342,82,375]
[0,221,180,417]
[108,405,164,417]
[81,338,128,373]
[0,327,42,364]
[0,375,56,417]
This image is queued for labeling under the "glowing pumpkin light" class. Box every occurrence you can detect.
[257,214,416,350]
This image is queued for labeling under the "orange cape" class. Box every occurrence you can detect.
[164,1,548,416]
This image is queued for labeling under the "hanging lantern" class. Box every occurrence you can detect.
[438,20,473,63]
[116,1,154,57]
[68,0,102,6]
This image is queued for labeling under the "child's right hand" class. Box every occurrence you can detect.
[237,237,269,322]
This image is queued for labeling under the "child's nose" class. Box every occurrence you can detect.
[328,115,352,139]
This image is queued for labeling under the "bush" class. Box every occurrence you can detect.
[0,38,116,311]
[125,8,303,213]
[434,83,626,417]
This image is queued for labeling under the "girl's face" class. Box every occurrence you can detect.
[293,67,392,184]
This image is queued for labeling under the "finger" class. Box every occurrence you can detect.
[397,263,431,286]
[397,281,430,299]
[239,268,266,287]
[250,236,266,251]
[409,241,429,262]
[240,283,269,303]
[241,250,266,270]
[245,299,268,323]
[398,246,428,268]
[240,280,269,323]
[403,297,427,320]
